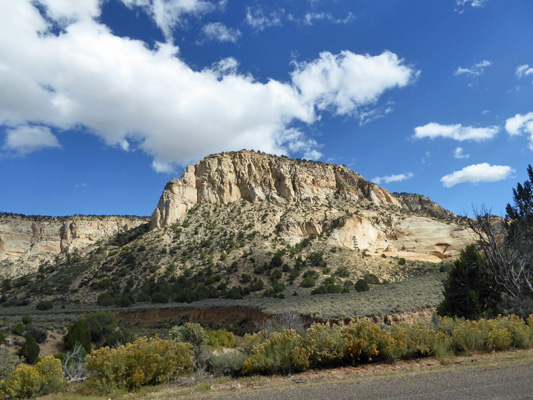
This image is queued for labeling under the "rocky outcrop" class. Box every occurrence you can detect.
[328,215,388,251]
[152,150,400,228]
[0,214,147,279]
[393,192,455,220]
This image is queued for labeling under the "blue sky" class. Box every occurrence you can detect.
[1,0,532,217]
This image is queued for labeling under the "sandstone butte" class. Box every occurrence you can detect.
[0,150,473,280]
[151,150,472,260]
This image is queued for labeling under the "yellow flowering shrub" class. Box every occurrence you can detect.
[496,315,532,348]
[390,323,436,358]
[241,330,307,375]
[302,323,345,368]
[0,356,64,399]
[343,320,404,363]
[451,320,488,355]
[85,336,194,392]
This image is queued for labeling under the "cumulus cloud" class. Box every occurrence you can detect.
[373,172,413,185]
[120,0,215,40]
[414,123,499,142]
[505,112,533,150]
[453,147,470,159]
[516,64,533,80]
[3,125,61,154]
[201,22,241,43]
[454,60,492,76]
[0,0,416,171]
[291,51,418,117]
[441,163,514,188]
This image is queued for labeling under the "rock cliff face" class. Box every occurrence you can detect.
[393,192,456,220]
[151,150,472,262]
[152,150,400,228]
[0,214,147,279]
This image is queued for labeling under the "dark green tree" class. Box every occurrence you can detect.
[437,245,499,319]
[19,334,40,364]
[64,319,91,353]
[469,165,533,304]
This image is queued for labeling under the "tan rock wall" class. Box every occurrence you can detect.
[0,214,147,279]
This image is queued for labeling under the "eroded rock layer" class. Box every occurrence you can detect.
[152,150,400,228]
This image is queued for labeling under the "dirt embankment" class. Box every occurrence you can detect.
[116,306,436,328]
[116,306,268,328]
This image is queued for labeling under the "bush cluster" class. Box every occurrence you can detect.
[0,357,64,399]
[85,336,194,392]
[240,315,533,375]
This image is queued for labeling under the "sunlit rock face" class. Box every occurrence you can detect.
[151,150,400,228]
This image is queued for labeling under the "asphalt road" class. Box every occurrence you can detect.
[222,362,533,400]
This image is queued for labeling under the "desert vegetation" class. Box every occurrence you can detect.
[438,164,533,319]
[0,314,532,398]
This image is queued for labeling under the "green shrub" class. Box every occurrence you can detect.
[96,293,114,307]
[19,335,40,365]
[12,322,25,336]
[151,292,169,303]
[0,348,22,380]
[390,323,435,358]
[85,336,193,392]
[209,350,247,377]
[303,323,345,368]
[354,279,369,292]
[136,292,150,303]
[0,357,64,399]
[25,327,47,344]
[242,330,308,375]
[208,329,237,348]
[363,273,380,285]
[22,315,33,325]
[398,258,406,266]
[64,320,91,353]
[36,301,53,311]
[169,323,208,350]
[334,266,350,278]
[451,320,488,355]
[300,276,315,288]
[84,312,117,344]
[0,331,4,345]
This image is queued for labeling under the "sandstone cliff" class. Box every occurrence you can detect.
[0,214,147,279]
[393,192,456,220]
[151,150,472,262]
[152,150,400,228]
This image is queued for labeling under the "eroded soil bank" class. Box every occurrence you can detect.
[115,306,436,328]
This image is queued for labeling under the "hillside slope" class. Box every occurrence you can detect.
[0,151,472,309]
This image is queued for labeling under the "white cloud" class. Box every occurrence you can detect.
[3,125,61,154]
[453,147,470,159]
[201,22,241,43]
[0,1,416,171]
[37,0,101,23]
[505,112,533,150]
[303,12,355,26]
[291,51,418,117]
[456,0,487,7]
[516,64,533,79]
[120,0,215,40]
[244,7,284,31]
[454,60,492,76]
[441,163,514,188]
[373,172,413,185]
[414,123,499,142]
